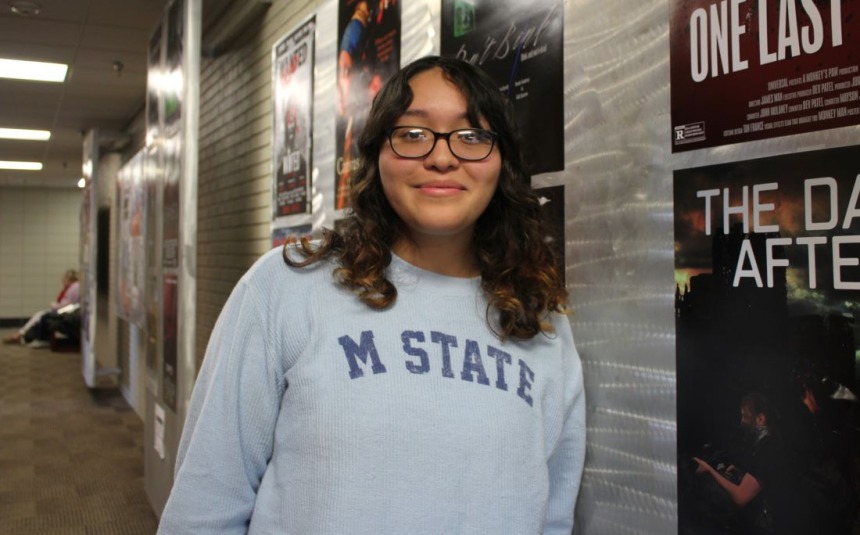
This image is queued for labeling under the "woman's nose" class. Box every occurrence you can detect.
[423,137,460,171]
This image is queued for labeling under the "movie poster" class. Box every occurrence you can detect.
[272,16,315,224]
[272,223,313,248]
[144,142,162,378]
[334,0,401,209]
[162,135,180,269]
[670,0,860,152]
[115,150,147,328]
[162,274,178,412]
[675,146,860,533]
[441,0,564,175]
[164,0,183,134]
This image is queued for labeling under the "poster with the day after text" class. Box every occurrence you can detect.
[670,0,860,152]
[675,146,860,533]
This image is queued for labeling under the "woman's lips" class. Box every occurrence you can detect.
[417,182,465,196]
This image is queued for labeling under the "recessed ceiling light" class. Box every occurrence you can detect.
[0,161,42,170]
[77,177,86,188]
[0,128,50,141]
[0,58,67,82]
[10,1,41,17]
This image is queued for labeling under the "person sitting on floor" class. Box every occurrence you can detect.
[23,304,81,349]
[3,269,80,345]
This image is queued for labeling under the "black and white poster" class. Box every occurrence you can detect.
[441,0,564,175]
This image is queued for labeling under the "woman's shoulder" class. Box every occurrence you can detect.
[240,245,336,293]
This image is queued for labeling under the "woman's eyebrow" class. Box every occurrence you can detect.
[401,109,429,118]
[400,108,470,120]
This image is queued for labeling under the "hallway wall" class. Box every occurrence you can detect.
[0,186,82,321]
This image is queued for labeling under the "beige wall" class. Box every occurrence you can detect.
[0,186,82,319]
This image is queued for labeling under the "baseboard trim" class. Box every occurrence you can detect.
[0,318,28,328]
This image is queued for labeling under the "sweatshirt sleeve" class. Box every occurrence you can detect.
[544,329,587,535]
[54,281,80,310]
[158,276,288,534]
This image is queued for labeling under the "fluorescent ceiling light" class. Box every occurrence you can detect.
[0,160,42,170]
[0,58,68,82]
[0,128,51,141]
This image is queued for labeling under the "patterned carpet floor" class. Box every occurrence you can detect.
[0,330,158,534]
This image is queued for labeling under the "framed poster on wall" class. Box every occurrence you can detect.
[441,0,565,175]
[670,0,860,152]
[272,16,316,228]
[162,135,180,269]
[116,150,147,328]
[674,145,860,533]
[334,0,401,210]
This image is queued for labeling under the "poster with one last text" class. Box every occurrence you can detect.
[272,16,315,224]
[674,146,860,534]
[670,0,860,152]
[441,0,564,175]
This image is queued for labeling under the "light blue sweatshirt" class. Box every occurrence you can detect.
[158,247,585,534]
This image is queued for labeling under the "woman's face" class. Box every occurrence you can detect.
[378,68,501,246]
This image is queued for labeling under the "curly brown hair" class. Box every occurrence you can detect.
[285,56,567,340]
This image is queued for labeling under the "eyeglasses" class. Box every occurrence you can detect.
[384,126,498,161]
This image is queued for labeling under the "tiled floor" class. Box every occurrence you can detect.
[0,330,159,534]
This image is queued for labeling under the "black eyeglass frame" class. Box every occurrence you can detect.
[383,126,499,161]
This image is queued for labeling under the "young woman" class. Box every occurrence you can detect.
[158,56,585,534]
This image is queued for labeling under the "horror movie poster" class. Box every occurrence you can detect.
[670,0,860,152]
[334,0,401,210]
[675,146,860,534]
[272,16,315,223]
[441,0,564,175]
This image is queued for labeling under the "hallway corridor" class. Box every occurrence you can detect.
[1,330,158,534]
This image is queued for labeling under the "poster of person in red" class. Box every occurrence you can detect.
[272,17,315,220]
[674,146,860,534]
[334,0,400,209]
[670,0,860,152]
